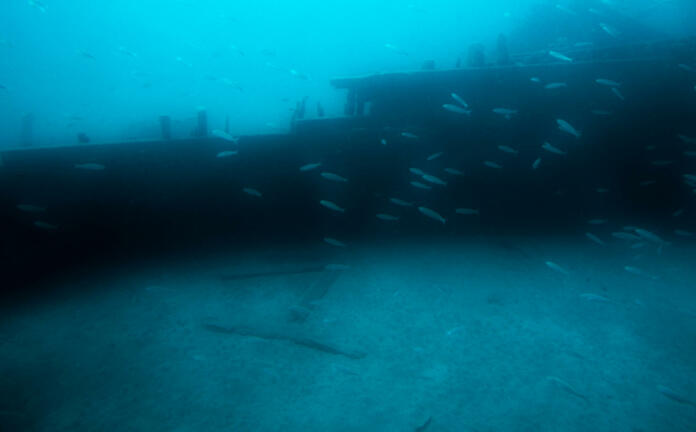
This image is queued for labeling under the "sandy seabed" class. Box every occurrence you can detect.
[1,236,695,431]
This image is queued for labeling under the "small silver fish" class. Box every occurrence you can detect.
[288,69,309,80]
[544,82,567,89]
[677,134,696,144]
[657,385,696,407]
[422,174,447,186]
[673,208,684,217]
[674,229,693,237]
[401,132,419,139]
[17,204,46,213]
[677,64,694,72]
[483,161,502,169]
[545,261,569,275]
[684,151,696,157]
[455,208,479,216]
[450,93,468,108]
[376,213,399,221]
[492,108,517,119]
[585,232,605,245]
[612,87,625,101]
[418,206,446,224]
[557,119,581,138]
[427,152,443,161]
[595,79,621,87]
[579,293,610,302]
[242,187,262,197]
[596,188,610,193]
[28,0,47,13]
[116,46,137,57]
[547,376,589,403]
[548,50,573,62]
[384,43,408,55]
[409,168,425,176]
[600,23,620,38]
[216,150,238,158]
[442,104,471,115]
[639,180,657,187]
[650,160,673,166]
[530,77,541,83]
[389,198,413,207]
[532,158,542,169]
[542,142,566,155]
[624,266,658,280]
[446,326,465,336]
[299,162,321,172]
[34,221,57,230]
[175,56,193,68]
[444,168,463,176]
[74,163,105,170]
[321,172,348,183]
[411,181,432,190]
[634,228,666,244]
[319,200,345,212]
[212,130,239,143]
[323,237,346,247]
[380,138,387,145]
[498,145,518,154]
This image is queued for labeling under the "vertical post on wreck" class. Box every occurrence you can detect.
[468,43,486,67]
[344,90,356,116]
[20,113,34,147]
[196,108,208,137]
[355,95,365,116]
[496,34,510,66]
[159,115,171,140]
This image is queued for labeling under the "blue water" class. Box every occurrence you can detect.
[1,1,696,431]
[0,0,694,144]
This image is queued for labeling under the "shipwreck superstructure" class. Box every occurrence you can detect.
[1,37,695,293]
